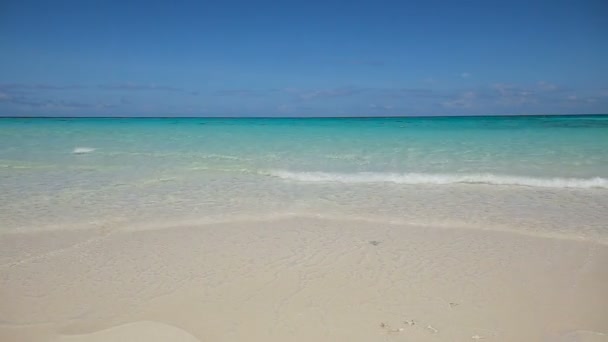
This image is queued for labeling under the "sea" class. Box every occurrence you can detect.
[1,116,607,242]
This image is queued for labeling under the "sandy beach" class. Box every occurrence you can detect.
[3,0,608,339]
[1,217,607,342]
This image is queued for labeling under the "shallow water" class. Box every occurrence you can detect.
[1,116,607,241]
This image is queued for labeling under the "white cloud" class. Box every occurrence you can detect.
[295,87,365,100]
[537,81,558,91]
[460,72,471,79]
[442,91,476,108]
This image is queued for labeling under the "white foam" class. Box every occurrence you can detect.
[72,147,96,154]
[267,170,608,189]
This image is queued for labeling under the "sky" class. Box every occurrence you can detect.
[0,0,607,117]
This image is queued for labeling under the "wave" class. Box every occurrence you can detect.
[267,170,608,189]
[201,154,246,161]
[72,147,95,154]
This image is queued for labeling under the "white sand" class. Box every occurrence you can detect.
[52,321,201,342]
[1,217,607,341]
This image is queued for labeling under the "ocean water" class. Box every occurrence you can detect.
[1,116,607,241]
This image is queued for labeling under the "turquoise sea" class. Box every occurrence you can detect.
[1,116,607,241]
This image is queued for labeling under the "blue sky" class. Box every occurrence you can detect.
[1,0,607,117]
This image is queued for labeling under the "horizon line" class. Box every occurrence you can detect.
[0,113,607,119]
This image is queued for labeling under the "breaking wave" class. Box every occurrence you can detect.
[267,170,608,189]
[72,147,96,154]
